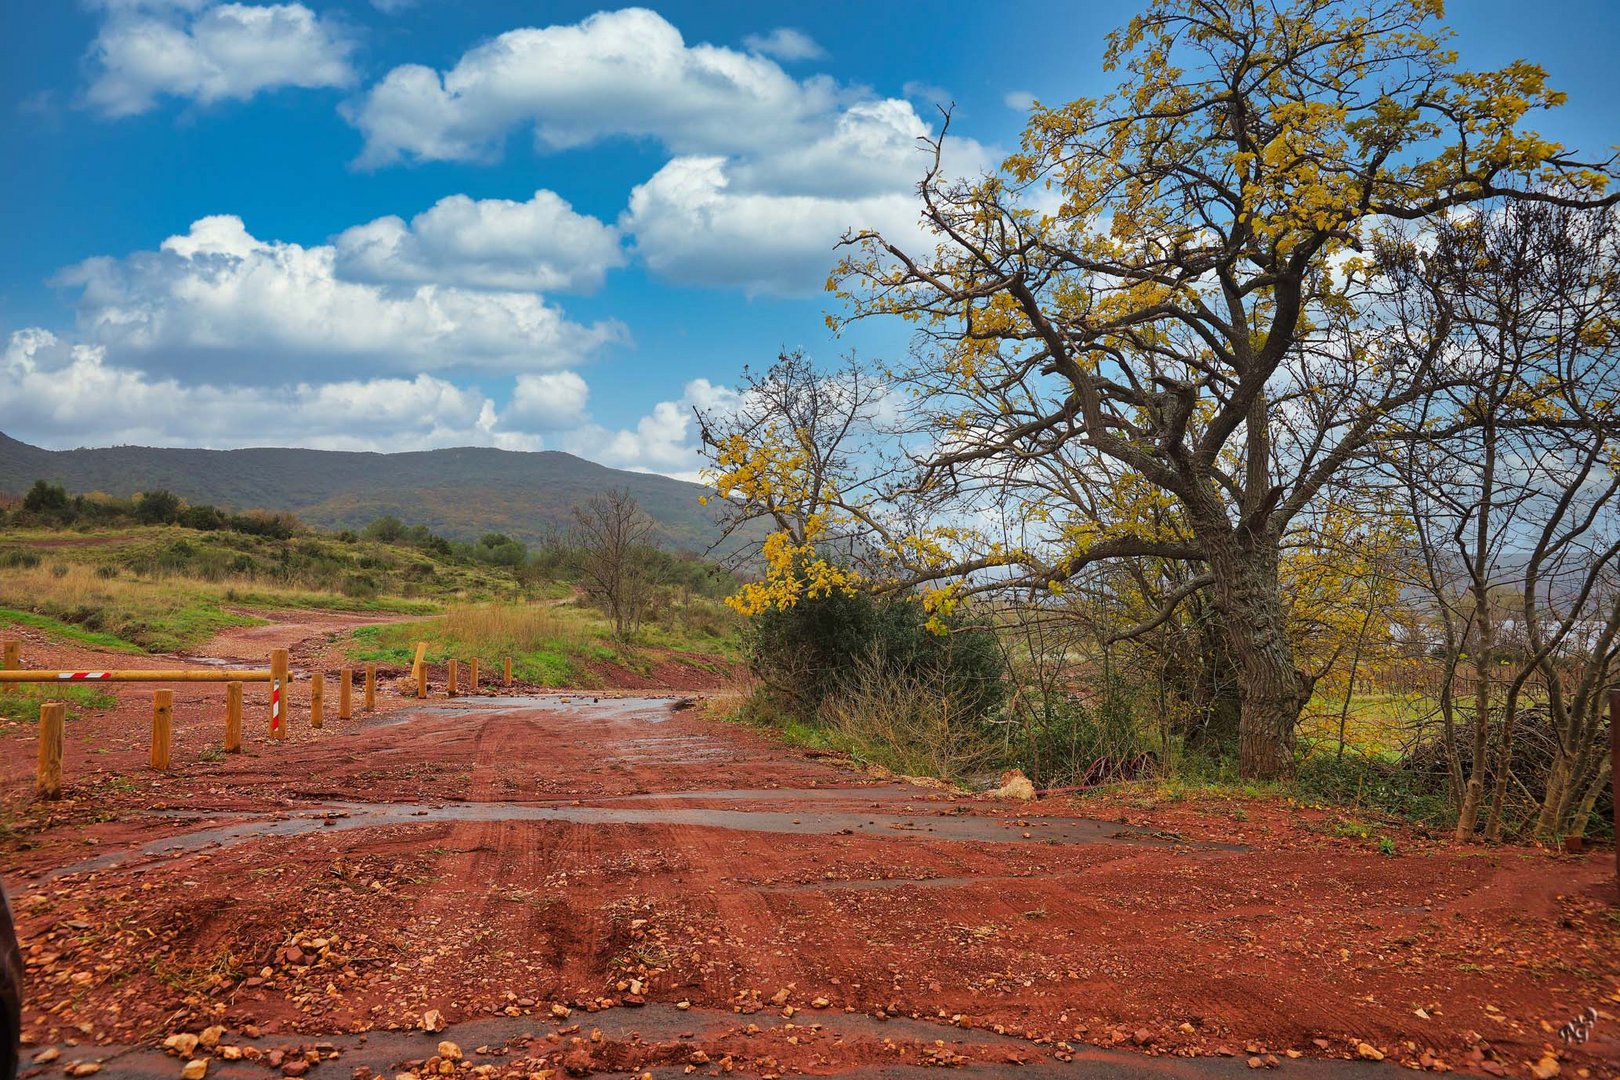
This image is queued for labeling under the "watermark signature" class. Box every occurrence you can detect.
[1558,1007,1598,1045]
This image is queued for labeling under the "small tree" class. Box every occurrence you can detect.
[573,489,660,640]
[363,516,406,543]
[134,489,182,525]
[22,480,70,517]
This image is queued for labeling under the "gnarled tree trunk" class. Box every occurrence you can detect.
[1203,530,1312,780]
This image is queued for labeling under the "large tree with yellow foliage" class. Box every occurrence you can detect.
[820,0,1617,779]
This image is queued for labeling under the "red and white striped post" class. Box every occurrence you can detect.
[270,648,289,740]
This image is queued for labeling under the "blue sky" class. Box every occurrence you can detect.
[1,0,1616,478]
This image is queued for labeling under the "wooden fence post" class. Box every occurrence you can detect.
[412,642,428,699]
[503,656,512,687]
[469,658,479,694]
[339,667,352,720]
[150,690,172,770]
[311,672,325,729]
[37,702,64,799]
[2,640,18,670]
[270,648,289,740]
[364,663,377,711]
[225,682,242,752]
[447,659,459,698]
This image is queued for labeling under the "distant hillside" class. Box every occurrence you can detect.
[0,433,738,555]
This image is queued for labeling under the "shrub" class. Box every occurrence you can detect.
[1295,752,1452,826]
[179,504,226,530]
[817,649,1000,781]
[746,590,1005,725]
[363,515,406,543]
[228,510,298,539]
[1020,677,1157,787]
[341,573,381,599]
[134,489,183,525]
[23,480,72,518]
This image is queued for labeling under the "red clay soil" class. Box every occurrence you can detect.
[185,609,418,664]
[0,617,1616,1080]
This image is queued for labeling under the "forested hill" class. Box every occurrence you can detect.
[0,432,732,554]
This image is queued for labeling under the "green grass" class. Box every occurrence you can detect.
[0,684,118,723]
[0,606,142,653]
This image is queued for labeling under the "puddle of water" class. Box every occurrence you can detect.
[37,797,1239,883]
[356,695,680,728]
[598,787,947,804]
[22,1002,1382,1079]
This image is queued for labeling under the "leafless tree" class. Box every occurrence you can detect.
[572,489,660,641]
[1388,201,1620,841]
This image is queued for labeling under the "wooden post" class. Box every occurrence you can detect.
[503,656,512,687]
[2,640,18,670]
[469,658,479,694]
[339,667,352,720]
[411,642,428,699]
[150,690,172,770]
[447,659,459,698]
[225,682,242,752]
[310,672,325,729]
[37,702,64,799]
[364,663,377,711]
[270,648,289,740]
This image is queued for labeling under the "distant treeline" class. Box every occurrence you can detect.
[4,479,734,599]
[10,479,301,538]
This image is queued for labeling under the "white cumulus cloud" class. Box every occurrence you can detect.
[622,157,932,298]
[334,190,624,293]
[2,328,736,473]
[54,215,627,380]
[565,377,740,479]
[85,0,356,117]
[1,328,536,453]
[505,370,590,431]
[346,7,843,166]
[344,8,995,297]
[741,27,824,61]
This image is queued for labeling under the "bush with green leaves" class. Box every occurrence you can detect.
[134,489,183,524]
[745,589,1005,726]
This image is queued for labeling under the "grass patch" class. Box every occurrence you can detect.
[0,684,118,723]
[0,524,536,653]
[0,562,265,652]
[0,606,142,652]
[347,602,614,688]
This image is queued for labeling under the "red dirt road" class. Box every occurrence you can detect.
[1,624,1617,1079]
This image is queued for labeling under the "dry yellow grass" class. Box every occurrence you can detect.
[434,600,606,654]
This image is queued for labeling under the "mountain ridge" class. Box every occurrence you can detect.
[0,432,733,554]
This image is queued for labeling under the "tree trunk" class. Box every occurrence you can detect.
[1565,753,1610,841]
[1189,604,1241,754]
[1204,533,1311,780]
